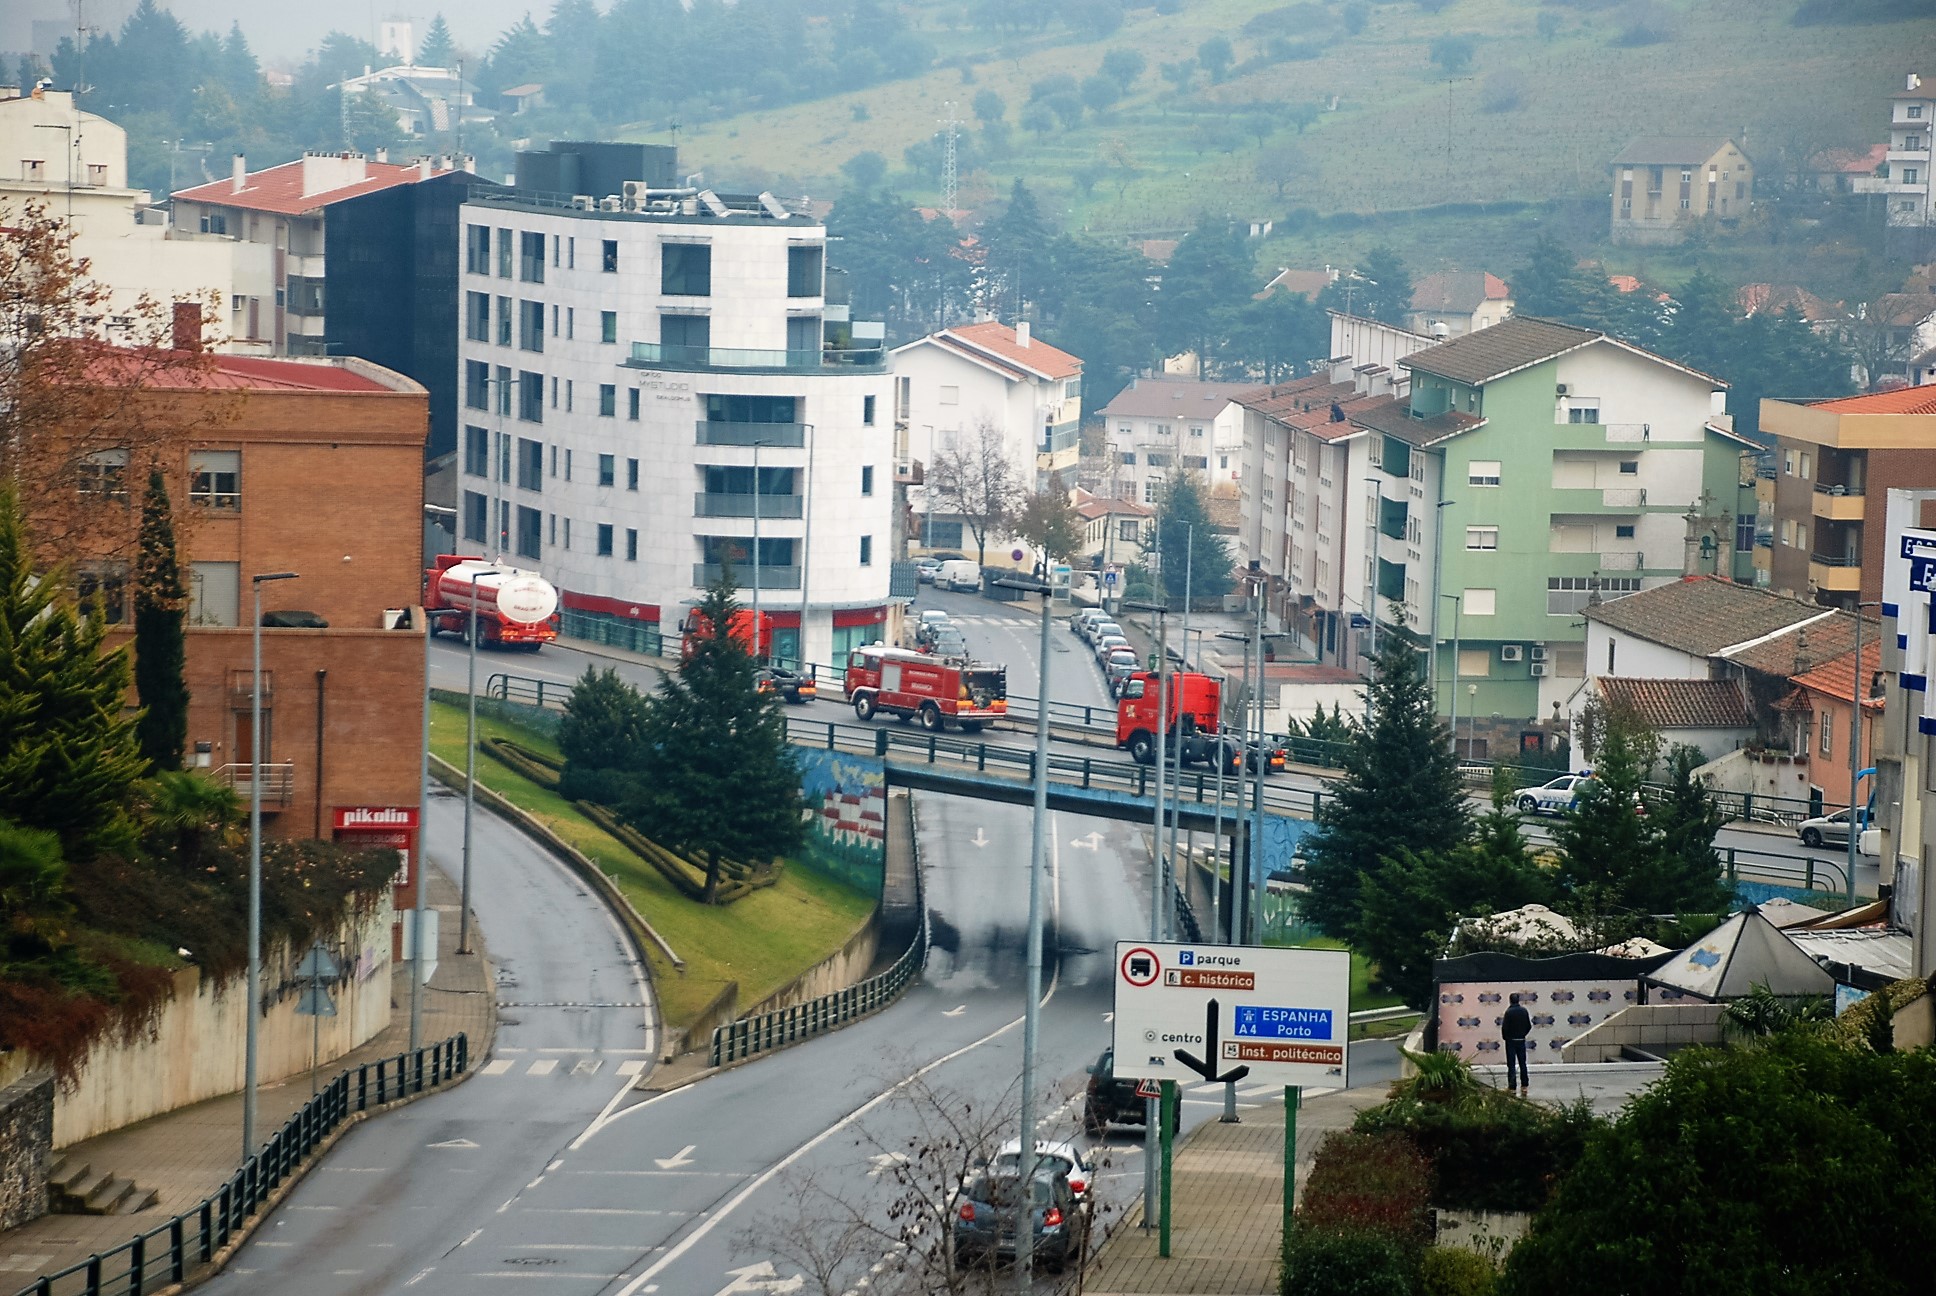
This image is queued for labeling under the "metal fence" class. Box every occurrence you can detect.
[711,927,927,1068]
[18,1035,469,1296]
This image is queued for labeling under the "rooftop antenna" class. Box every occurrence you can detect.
[939,100,960,220]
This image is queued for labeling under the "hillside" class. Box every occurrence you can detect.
[657,0,1932,278]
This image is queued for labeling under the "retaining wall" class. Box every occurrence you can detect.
[0,1073,54,1230]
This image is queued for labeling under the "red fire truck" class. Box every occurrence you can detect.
[1116,671,1238,770]
[422,555,560,649]
[680,608,774,660]
[844,645,1008,733]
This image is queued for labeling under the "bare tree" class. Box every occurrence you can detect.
[925,420,1023,566]
[1011,472,1084,570]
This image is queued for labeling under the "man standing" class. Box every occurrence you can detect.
[1501,993,1531,1093]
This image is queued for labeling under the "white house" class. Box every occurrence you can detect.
[1099,376,1254,505]
[455,150,895,669]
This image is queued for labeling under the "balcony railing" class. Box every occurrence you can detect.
[1602,487,1647,507]
[1809,552,1861,567]
[1599,550,1643,571]
[1603,423,1648,443]
[695,563,800,589]
[694,492,805,519]
[695,421,808,448]
[630,342,886,373]
[214,762,295,807]
[1812,482,1865,497]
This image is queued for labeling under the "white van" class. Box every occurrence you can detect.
[937,560,981,592]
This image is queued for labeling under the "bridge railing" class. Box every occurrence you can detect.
[16,1035,469,1296]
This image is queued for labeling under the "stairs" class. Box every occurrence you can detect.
[47,1153,160,1216]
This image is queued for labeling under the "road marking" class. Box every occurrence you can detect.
[941,1005,965,1017]
[1071,831,1102,850]
[865,1152,909,1178]
[537,1046,596,1053]
[969,828,989,848]
[653,1144,697,1170]
[566,1064,696,1150]
[572,1059,604,1076]
[617,1059,646,1077]
[481,1059,513,1076]
[520,1207,691,1217]
[461,1229,483,1247]
[404,1268,434,1286]
[427,1138,479,1149]
[527,1059,558,1076]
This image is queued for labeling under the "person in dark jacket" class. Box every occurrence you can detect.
[1501,993,1531,1093]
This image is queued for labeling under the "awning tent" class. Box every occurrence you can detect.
[1645,908,1835,1001]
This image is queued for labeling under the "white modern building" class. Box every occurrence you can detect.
[456,146,895,668]
[1854,72,1934,230]
[1,86,272,349]
[1099,376,1254,506]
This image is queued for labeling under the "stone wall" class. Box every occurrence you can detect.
[1560,1002,1725,1063]
[0,1073,54,1230]
[0,894,393,1148]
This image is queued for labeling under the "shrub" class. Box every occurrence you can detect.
[1421,1245,1499,1296]
[1355,1090,1596,1213]
[1299,1130,1434,1250]
[1283,1227,1416,1296]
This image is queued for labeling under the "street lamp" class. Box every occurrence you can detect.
[1440,593,1463,754]
[751,440,764,661]
[245,570,299,1164]
[1430,498,1457,718]
[1848,602,1882,907]
[995,572,1054,1280]
[1122,595,1171,1226]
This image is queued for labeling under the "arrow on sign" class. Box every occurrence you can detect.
[426,1138,479,1149]
[942,1004,966,1017]
[1070,831,1102,850]
[713,1261,805,1295]
[1171,999,1252,1086]
[969,828,990,848]
[654,1144,697,1170]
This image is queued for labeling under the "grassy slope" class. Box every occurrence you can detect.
[428,703,877,1030]
[657,0,1931,286]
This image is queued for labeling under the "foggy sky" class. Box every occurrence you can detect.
[113,2,566,65]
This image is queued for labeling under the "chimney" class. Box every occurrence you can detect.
[417,156,431,181]
[1015,320,1031,347]
[375,147,388,163]
[171,302,204,354]
[231,153,246,193]
[1910,73,1922,92]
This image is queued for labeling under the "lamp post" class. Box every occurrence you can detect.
[996,573,1054,1280]
[1123,596,1171,1227]
[412,509,454,1052]
[459,558,483,956]
[1430,498,1456,719]
[1441,593,1462,755]
[751,440,764,661]
[1848,602,1882,907]
[1167,526,1194,938]
[244,570,298,1164]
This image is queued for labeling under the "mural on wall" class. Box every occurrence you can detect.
[1436,978,1651,1065]
[794,747,887,899]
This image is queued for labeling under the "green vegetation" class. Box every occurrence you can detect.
[1141,470,1236,603]
[133,470,189,772]
[429,702,875,1031]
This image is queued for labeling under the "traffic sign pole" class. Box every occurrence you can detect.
[1159,1079,1177,1258]
[1283,1085,1300,1252]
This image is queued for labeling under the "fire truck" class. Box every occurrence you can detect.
[1116,671,1239,770]
[680,608,774,660]
[422,555,560,649]
[844,645,1007,733]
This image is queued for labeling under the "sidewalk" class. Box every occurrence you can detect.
[0,864,494,1285]
[1085,1085,1388,1296]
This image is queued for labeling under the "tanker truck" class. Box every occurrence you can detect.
[423,555,561,649]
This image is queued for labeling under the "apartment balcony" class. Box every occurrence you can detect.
[214,762,294,808]
[1810,483,1866,522]
[694,492,804,519]
[695,563,800,589]
[1601,487,1647,508]
[1599,550,1644,571]
[1602,423,1649,443]
[695,420,808,448]
[285,253,325,279]
[629,342,887,375]
[1808,553,1863,593]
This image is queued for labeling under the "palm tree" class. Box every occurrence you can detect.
[140,770,241,870]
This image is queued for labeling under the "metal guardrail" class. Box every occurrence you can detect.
[18,1035,469,1296]
[709,931,926,1067]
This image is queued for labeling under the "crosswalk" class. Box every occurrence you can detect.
[477,1052,650,1080]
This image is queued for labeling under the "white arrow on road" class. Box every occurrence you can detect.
[866,1152,911,1179]
[713,1261,805,1294]
[654,1144,698,1170]
[426,1138,479,1149]
[1103,1012,1114,1023]
[1070,831,1103,850]
[942,1005,966,1018]
[969,828,989,848]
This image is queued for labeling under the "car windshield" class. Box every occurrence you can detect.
[963,1175,1056,1207]
[992,1152,1075,1179]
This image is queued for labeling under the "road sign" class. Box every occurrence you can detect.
[1111,940,1350,1088]
[1104,568,1120,588]
[294,943,340,982]
[1134,1079,1163,1099]
[1348,612,1370,629]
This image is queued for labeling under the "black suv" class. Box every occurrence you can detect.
[1082,1048,1147,1135]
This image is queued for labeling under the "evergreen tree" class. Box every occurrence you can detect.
[1156,214,1252,370]
[132,470,188,771]
[1547,725,1657,917]
[1357,245,1414,325]
[418,14,457,67]
[0,487,148,858]
[622,569,804,903]
[1641,745,1733,914]
[1142,471,1234,602]
[1514,236,1605,324]
[1302,631,1469,938]
[218,23,260,103]
[557,666,652,801]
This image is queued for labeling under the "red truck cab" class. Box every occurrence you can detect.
[1116,671,1235,769]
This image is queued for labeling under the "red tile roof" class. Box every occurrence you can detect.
[1595,677,1755,730]
[87,350,398,392]
[1808,386,1936,415]
[1791,640,1885,711]
[1737,283,1842,322]
[173,156,458,216]
[936,322,1082,382]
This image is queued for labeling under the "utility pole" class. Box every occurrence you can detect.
[1124,597,1171,1229]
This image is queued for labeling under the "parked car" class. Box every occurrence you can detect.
[1094,634,1130,664]
[950,1170,1087,1274]
[937,559,981,592]
[1799,807,1868,849]
[1081,1047,1145,1133]
[1103,649,1140,692]
[930,628,969,658]
[1231,735,1288,774]
[914,557,943,584]
[1070,609,1107,638]
[1084,619,1123,647]
[990,1138,1093,1203]
[1513,773,1593,816]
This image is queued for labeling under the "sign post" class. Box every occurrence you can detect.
[1284,1085,1300,1252]
[1159,1080,1177,1257]
[294,942,341,1096]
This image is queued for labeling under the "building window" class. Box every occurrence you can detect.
[566,306,574,339]
[1547,575,1640,615]
[1456,648,1491,677]
[1567,404,1601,424]
[519,231,545,282]
[552,234,561,268]
[496,296,512,346]
[465,360,489,409]
[1820,710,1833,757]
[627,458,639,490]
[1118,519,1139,542]
[189,450,241,510]
[464,426,489,477]
[517,506,541,559]
[599,453,615,487]
[563,448,573,480]
[861,465,875,496]
[925,518,964,548]
[568,237,575,269]
[519,300,544,352]
[1143,479,1160,503]
[1618,460,1639,475]
[863,394,876,425]
[77,448,129,502]
[1798,452,1812,479]
[462,490,487,544]
[1466,526,1499,551]
[466,292,490,341]
[1468,460,1501,487]
[563,518,571,549]
[661,313,711,358]
[519,371,543,422]
[662,242,712,296]
[496,228,513,277]
[597,523,614,557]
[1780,518,1793,547]
[600,384,617,417]
[626,528,638,561]
[601,310,618,344]
[466,224,490,275]
[787,244,823,297]
[1906,168,1921,185]
[1615,523,1636,539]
[939,385,960,405]
[188,561,240,627]
[517,438,543,491]
[1119,452,1136,465]
[1462,588,1496,616]
[628,388,640,421]
[550,376,559,409]
[565,379,574,413]
[860,535,873,566]
[602,239,618,272]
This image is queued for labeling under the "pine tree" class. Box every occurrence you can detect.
[219,22,260,101]
[557,665,652,801]
[1548,725,1655,916]
[1357,245,1414,326]
[621,568,804,903]
[1142,471,1233,602]
[0,487,148,858]
[1301,630,1468,939]
[418,14,457,68]
[132,470,188,771]
[1641,744,1733,914]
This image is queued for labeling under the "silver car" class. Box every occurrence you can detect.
[1798,807,1866,850]
[1094,633,1130,663]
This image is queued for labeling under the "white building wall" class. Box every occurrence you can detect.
[1582,621,1712,680]
[891,342,1039,496]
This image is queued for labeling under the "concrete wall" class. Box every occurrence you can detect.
[745,917,879,1018]
[0,895,393,1148]
[0,1073,53,1230]
[1560,1002,1725,1062]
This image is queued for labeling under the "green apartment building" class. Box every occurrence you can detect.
[1375,318,1757,757]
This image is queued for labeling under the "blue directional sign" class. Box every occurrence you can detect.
[1913,556,1936,594]
[1232,1005,1335,1040]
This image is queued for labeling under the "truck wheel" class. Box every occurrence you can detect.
[1128,732,1154,765]
[854,694,876,722]
[920,704,944,733]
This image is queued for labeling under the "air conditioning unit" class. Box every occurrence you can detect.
[571,194,595,210]
[1500,644,1524,663]
[1530,663,1549,677]
[1555,383,1569,395]
[622,180,649,202]
[599,196,622,212]
[1529,645,1548,663]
